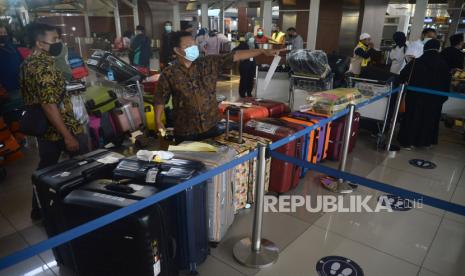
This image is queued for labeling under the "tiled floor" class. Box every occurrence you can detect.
[1,78,465,276]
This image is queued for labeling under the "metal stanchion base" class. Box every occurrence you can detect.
[233,238,279,269]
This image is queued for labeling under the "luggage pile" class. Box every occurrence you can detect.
[305,88,363,116]
[68,50,89,80]
[287,49,331,79]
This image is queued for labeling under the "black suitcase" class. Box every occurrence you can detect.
[87,50,145,84]
[63,179,178,276]
[113,158,209,273]
[32,149,124,270]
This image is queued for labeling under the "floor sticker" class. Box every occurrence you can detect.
[409,159,437,169]
[316,256,364,276]
[378,195,413,211]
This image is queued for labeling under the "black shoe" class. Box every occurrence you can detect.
[30,208,42,221]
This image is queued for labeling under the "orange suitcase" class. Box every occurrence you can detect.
[219,103,269,123]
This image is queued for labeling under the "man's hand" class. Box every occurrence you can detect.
[262,48,286,56]
[157,120,166,136]
[64,135,79,152]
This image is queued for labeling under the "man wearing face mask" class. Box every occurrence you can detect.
[255,28,268,44]
[160,21,174,70]
[286,27,303,50]
[405,28,436,62]
[270,25,285,45]
[154,31,283,142]
[0,24,24,114]
[233,32,258,98]
[21,23,88,220]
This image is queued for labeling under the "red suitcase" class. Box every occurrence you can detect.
[244,118,304,193]
[327,112,360,161]
[239,98,290,118]
[219,103,269,123]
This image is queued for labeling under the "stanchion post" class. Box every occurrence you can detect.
[233,143,279,268]
[135,80,147,127]
[386,84,405,152]
[339,104,355,174]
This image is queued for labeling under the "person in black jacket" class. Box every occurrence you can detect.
[398,39,451,149]
[233,32,257,98]
[130,25,151,69]
[441,33,464,71]
[160,21,174,70]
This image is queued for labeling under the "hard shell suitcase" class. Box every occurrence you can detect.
[89,113,123,149]
[71,67,89,80]
[32,150,123,271]
[85,86,118,116]
[219,103,269,123]
[144,101,166,134]
[113,157,208,273]
[214,112,271,211]
[239,98,290,118]
[112,101,143,133]
[326,112,360,161]
[244,118,304,193]
[298,112,332,160]
[280,115,318,167]
[87,50,145,84]
[173,142,236,243]
[63,180,178,276]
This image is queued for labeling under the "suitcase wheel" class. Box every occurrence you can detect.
[108,90,117,99]
[86,99,95,109]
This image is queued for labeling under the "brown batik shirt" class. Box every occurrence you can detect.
[154,53,234,136]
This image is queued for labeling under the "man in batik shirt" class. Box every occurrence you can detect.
[21,23,89,220]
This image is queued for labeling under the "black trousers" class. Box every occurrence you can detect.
[239,62,256,98]
[32,133,90,212]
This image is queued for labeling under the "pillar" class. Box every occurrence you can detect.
[132,0,139,28]
[201,0,209,29]
[84,0,91,37]
[114,0,122,38]
[173,1,181,31]
[307,0,320,50]
[397,15,410,35]
[360,0,389,48]
[262,0,272,36]
[410,0,428,41]
[219,0,225,33]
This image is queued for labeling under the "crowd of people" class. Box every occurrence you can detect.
[348,28,464,150]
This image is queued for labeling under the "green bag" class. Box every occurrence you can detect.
[85,86,118,116]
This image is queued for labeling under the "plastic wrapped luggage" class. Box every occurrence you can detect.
[219,102,269,123]
[239,98,290,118]
[172,142,236,243]
[287,50,331,78]
[244,118,304,193]
[32,149,123,271]
[325,112,360,161]
[113,157,208,273]
[63,179,178,276]
[306,88,363,115]
[87,50,145,83]
[85,86,118,116]
[112,101,143,133]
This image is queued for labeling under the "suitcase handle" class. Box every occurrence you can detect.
[225,107,243,144]
[104,181,135,194]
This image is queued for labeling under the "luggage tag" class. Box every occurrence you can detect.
[145,168,159,184]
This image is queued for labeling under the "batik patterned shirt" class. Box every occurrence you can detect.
[20,51,82,141]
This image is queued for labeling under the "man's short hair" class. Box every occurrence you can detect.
[26,22,57,48]
[450,33,464,46]
[136,25,145,32]
[422,28,436,36]
[172,31,193,48]
[287,27,296,32]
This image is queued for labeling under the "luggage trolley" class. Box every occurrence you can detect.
[347,77,393,149]
[289,74,334,111]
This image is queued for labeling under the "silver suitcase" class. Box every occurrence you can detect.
[173,143,236,243]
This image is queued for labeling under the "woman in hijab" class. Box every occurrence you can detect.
[389,31,407,75]
[233,32,258,98]
[398,39,451,149]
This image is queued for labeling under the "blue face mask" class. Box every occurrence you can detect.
[165,25,172,33]
[184,45,199,62]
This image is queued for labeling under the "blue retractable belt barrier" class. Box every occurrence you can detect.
[270,151,465,217]
[0,150,258,270]
[407,86,465,100]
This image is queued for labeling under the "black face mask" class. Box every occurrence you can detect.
[0,35,9,44]
[48,42,63,56]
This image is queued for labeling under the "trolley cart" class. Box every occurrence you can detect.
[347,77,393,149]
[289,74,334,111]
